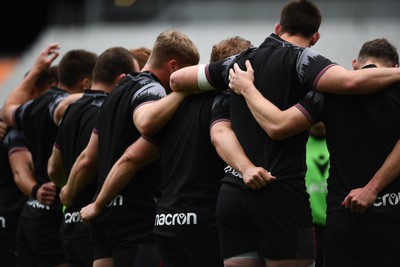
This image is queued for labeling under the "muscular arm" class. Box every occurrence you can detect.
[133,91,190,137]
[316,64,400,95]
[80,136,158,224]
[47,145,66,188]
[9,149,36,198]
[9,149,57,205]
[342,138,400,213]
[228,60,312,140]
[210,121,276,189]
[2,43,60,127]
[53,93,83,125]
[60,132,98,207]
[169,65,205,92]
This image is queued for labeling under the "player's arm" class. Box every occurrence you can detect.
[342,138,400,213]
[80,136,158,224]
[2,43,60,127]
[48,145,66,188]
[53,93,83,125]
[316,64,400,95]
[9,148,36,198]
[60,132,98,207]
[134,91,190,137]
[170,64,214,92]
[229,60,312,140]
[211,120,276,189]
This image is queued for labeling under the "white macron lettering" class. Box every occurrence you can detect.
[373,192,400,207]
[64,211,82,223]
[106,195,123,207]
[27,199,50,210]
[154,212,197,226]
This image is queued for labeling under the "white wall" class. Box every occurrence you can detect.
[1,16,399,104]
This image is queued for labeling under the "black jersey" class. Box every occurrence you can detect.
[55,89,108,239]
[205,34,335,187]
[152,91,229,238]
[299,82,400,221]
[0,129,28,213]
[14,87,68,183]
[94,72,162,223]
[13,87,69,218]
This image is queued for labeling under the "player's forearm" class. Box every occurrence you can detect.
[211,122,254,176]
[365,139,400,195]
[134,92,189,136]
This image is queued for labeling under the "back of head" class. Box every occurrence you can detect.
[24,65,59,98]
[280,0,321,38]
[58,49,98,91]
[93,47,137,85]
[210,36,253,63]
[130,47,151,70]
[147,30,200,68]
[358,38,399,68]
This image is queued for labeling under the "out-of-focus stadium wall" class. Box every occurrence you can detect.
[1,0,399,104]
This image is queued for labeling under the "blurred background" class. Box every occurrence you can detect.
[1,0,399,103]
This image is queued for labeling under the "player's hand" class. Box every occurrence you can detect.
[242,166,276,190]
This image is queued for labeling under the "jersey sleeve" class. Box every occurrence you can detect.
[297,48,337,91]
[13,99,34,129]
[206,56,237,91]
[210,91,230,128]
[4,129,28,155]
[131,82,167,111]
[48,92,69,121]
[295,90,325,124]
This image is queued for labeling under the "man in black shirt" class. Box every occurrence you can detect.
[2,43,98,267]
[169,1,400,266]
[80,36,274,267]
[65,30,200,267]
[0,118,29,267]
[47,47,138,267]
[228,38,400,267]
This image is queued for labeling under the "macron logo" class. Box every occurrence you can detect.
[154,212,197,226]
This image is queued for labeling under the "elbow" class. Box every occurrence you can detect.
[169,73,179,91]
[80,156,97,173]
[266,124,292,141]
[169,72,183,92]
[136,120,157,137]
[47,164,57,181]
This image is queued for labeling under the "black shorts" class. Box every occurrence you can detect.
[325,208,400,267]
[0,211,21,267]
[155,229,223,267]
[216,179,315,260]
[16,216,66,267]
[89,219,159,267]
[63,236,93,267]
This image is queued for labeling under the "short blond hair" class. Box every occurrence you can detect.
[148,30,200,68]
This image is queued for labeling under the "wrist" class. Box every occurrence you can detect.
[31,183,42,199]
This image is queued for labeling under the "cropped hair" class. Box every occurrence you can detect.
[130,47,151,70]
[93,47,137,85]
[280,0,321,38]
[358,38,399,67]
[149,30,200,68]
[210,36,253,63]
[35,65,59,91]
[58,49,98,89]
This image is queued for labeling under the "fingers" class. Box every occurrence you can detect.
[244,168,276,190]
[245,60,253,72]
